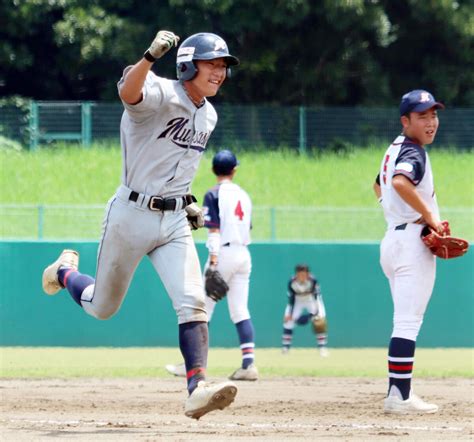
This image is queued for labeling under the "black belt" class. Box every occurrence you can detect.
[395,218,424,230]
[129,191,196,211]
[395,223,408,230]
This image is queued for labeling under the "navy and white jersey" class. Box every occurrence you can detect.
[202,180,252,246]
[287,274,321,308]
[378,135,439,229]
[117,68,217,198]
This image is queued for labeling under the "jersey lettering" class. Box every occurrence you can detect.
[234,200,244,221]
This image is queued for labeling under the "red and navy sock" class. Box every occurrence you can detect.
[282,327,293,351]
[388,337,415,400]
[57,266,94,307]
[179,321,208,394]
[316,332,327,348]
[235,319,255,369]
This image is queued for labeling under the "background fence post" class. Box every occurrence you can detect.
[298,106,307,154]
[38,204,44,239]
[81,101,92,147]
[29,100,39,150]
[270,207,276,241]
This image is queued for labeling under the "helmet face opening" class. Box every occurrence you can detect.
[176,32,239,82]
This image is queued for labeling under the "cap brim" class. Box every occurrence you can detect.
[411,101,445,113]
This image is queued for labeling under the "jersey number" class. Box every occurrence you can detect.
[234,201,244,221]
[382,154,390,184]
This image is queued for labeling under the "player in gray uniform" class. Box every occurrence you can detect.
[42,30,240,420]
[373,89,445,414]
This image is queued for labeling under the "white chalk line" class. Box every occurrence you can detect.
[2,418,466,433]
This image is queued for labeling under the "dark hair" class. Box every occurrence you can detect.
[295,263,309,272]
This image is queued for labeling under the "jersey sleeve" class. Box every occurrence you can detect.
[287,279,296,309]
[393,145,426,185]
[117,68,167,120]
[309,276,321,299]
[203,188,220,229]
[314,281,322,299]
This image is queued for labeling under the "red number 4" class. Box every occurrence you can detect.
[234,201,244,220]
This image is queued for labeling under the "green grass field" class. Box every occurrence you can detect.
[1,347,472,378]
[1,144,473,206]
[1,144,473,240]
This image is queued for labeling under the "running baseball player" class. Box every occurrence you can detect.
[166,150,258,381]
[373,89,445,414]
[41,30,240,419]
[281,264,329,357]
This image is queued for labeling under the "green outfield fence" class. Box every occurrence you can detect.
[1,101,473,150]
[1,204,472,242]
[1,241,472,347]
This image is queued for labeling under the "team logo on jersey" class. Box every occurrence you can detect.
[157,117,211,152]
[214,39,227,51]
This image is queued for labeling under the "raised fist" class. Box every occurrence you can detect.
[146,30,179,60]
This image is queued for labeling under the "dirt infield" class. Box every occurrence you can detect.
[0,377,472,440]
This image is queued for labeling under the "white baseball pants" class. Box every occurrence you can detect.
[380,223,436,341]
[283,295,326,329]
[205,244,252,324]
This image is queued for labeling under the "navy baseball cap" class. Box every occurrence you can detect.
[399,89,445,116]
[212,150,239,175]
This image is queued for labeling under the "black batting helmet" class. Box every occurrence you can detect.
[176,32,239,82]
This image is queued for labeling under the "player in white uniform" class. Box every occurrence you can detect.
[281,264,328,357]
[166,150,258,381]
[41,30,240,420]
[373,89,445,414]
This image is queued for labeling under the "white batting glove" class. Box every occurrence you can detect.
[145,30,179,61]
[185,203,205,230]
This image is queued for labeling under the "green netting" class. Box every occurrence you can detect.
[1,101,472,150]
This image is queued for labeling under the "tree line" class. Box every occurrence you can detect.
[1,0,473,107]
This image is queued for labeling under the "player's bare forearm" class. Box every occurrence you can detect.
[119,58,154,105]
[207,228,220,266]
[392,175,442,231]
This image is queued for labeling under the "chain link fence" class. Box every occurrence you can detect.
[1,204,472,242]
[1,101,473,150]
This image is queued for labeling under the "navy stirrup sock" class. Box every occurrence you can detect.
[236,319,255,369]
[388,337,416,400]
[179,321,208,394]
[57,267,94,307]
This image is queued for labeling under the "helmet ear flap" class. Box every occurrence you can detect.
[176,61,197,82]
[226,67,231,79]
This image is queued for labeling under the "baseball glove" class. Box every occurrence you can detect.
[421,221,469,259]
[204,268,229,302]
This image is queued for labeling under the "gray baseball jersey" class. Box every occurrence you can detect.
[117,67,218,198]
[78,69,219,324]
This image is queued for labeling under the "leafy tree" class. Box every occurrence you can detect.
[0,0,472,105]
